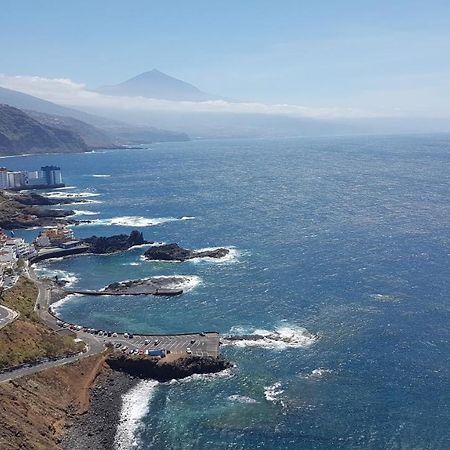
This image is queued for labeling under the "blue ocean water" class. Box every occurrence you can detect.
[7,135,450,449]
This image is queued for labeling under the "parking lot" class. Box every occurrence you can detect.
[106,332,220,359]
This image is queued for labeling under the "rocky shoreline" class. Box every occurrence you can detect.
[60,369,138,450]
[0,189,80,229]
[60,355,232,449]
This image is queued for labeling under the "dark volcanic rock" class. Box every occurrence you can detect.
[0,189,78,229]
[107,355,231,382]
[144,243,229,261]
[83,230,149,254]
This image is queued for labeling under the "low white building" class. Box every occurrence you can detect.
[5,238,36,259]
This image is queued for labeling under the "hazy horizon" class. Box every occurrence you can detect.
[1,1,450,135]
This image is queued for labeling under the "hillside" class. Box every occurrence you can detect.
[27,110,119,149]
[0,86,190,146]
[96,69,219,101]
[0,104,88,155]
[0,278,83,370]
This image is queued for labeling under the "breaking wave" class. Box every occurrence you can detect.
[224,325,318,350]
[34,267,79,287]
[72,210,99,216]
[77,216,195,227]
[264,382,284,404]
[227,394,259,404]
[50,293,82,314]
[42,191,100,199]
[189,246,240,264]
[167,367,235,385]
[114,380,159,450]
[91,174,111,178]
[144,275,202,292]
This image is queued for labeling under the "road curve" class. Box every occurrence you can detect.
[0,272,105,384]
[0,304,19,330]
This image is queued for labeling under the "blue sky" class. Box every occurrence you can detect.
[1,0,450,117]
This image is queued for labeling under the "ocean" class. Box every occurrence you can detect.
[7,135,450,449]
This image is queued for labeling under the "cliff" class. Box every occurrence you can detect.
[0,104,88,156]
[0,354,106,450]
[106,354,231,382]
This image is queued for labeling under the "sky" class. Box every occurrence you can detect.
[1,0,450,119]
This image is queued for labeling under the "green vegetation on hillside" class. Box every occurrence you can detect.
[0,278,83,369]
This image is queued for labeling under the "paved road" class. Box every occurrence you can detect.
[0,304,19,330]
[0,270,220,383]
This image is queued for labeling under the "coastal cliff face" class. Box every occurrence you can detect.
[106,354,231,382]
[0,354,106,450]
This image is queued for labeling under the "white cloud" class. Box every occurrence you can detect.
[0,74,395,120]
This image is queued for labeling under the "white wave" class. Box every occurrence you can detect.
[189,246,240,264]
[309,368,333,379]
[167,367,234,385]
[57,185,77,190]
[227,394,259,404]
[264,382,284,403]
[143,275,202,292]
[72,210,99,216]
[370,293,399,303]
[77,216,194,227]
[114,380,158,450]
[91,174,111,178]
[224,325,318,350]
[34,267,78,287]
[50,293,82,314]
[122,262,141,266]
[42,191,100,199]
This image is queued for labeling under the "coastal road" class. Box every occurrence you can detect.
[0,304,19,330]
[0,270,220,383]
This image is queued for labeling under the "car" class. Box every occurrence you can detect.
[144,339,150,345]
[124,333,129,338]
[154,339,160,345]
[190,339,196,344]
[128,334,134,339]
[115,342,122,348]
[186,347,192,354]
[199,332,206,337]
[112,332,118,338]
[121,346,128,352]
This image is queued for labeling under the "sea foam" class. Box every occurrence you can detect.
[225,324,318,350]
[78,216,194,227]
[114,380,159,450]
[34,267,79,287]
[189,246,240,264]
[264,382,284,404]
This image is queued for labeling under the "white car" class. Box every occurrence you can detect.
[186,347,192,354]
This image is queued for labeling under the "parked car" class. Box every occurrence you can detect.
[186,347,192,354]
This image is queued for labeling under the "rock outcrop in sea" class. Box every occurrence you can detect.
[144,243,229,261]
[82,230,149,254]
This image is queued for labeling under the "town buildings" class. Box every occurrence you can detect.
[0,166,64,190]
